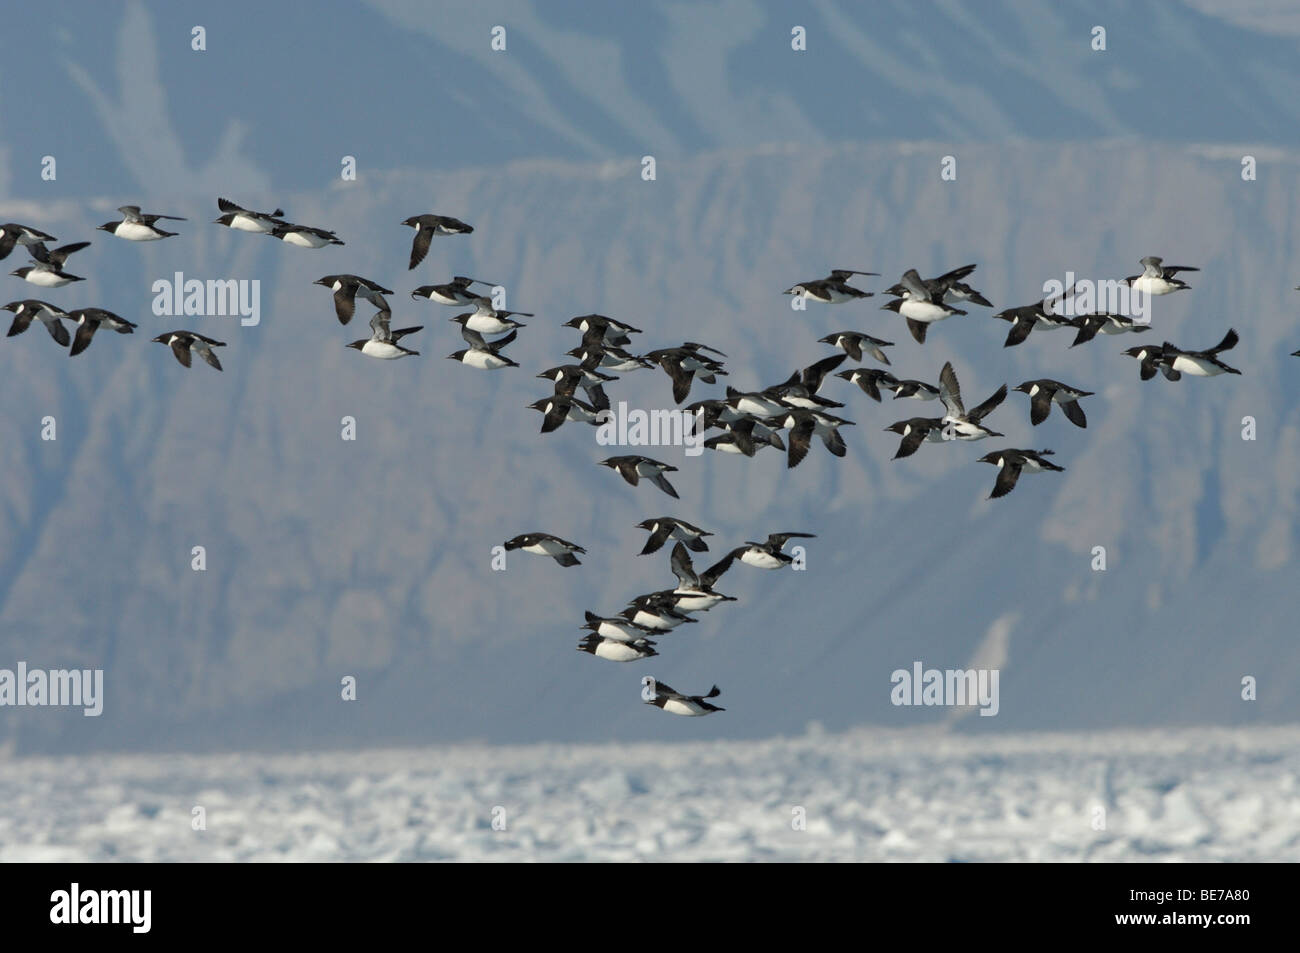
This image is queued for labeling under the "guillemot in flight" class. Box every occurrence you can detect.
[938,362,1006,440]
[636,517,713,555]
[314,275,393,324]
[719,532,815,570]
[667,543,737,612]
[1068,312,1151,347]
[784,269,878,303]
[346,311,422,359]
[411,276,495,306]
[402,214,473,270]
[214,197,285,233]
[703,417,785,457]
[622,593,697,630]
[0,223,57,261]
[529,394,601,433]
[67,308,137,356]
[448,326,519,369]
[881,269,968,344]
[581,611,659,643]
[577,634,657,662]
[977,449,1065,499]
[152,330,227,370]
[538,364,615,411]
[1159,329,1242,378]
[451,297,532,335]
[600,455,680,499]
[818,331,894,365]
[883,263,992,307]
[723,387,791,419]
[645,344,728,403]
[567,342,652,373]
[1122,342,1175,381]
[884,416,947,459]
[992,283,1077,347]
[270,222,344,247]
[97,205,186,241]
[3,300,71,346]
[771,353,847,402]
[644,681,724,716]
[563,314,642,347]
[885,378,941,401]
[11,241,90,287]
[780,409,854,468]
[1124,256,1198,296]
[835,367,900,402]
[1013,379,1093,428]
[503,533,586,567]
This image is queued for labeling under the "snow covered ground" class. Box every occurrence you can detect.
[3,724,1297,862]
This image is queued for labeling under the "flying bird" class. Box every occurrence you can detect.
[152,330,227,370]
[402,214,474,270]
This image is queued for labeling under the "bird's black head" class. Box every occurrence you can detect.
[880,299,903,313]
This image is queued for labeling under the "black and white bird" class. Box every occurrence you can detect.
[346,311,422,359]
[880,268,968,344]
[1068,312,1151,347]
[581,611,659,643]
[3,299,71,346]
[1013,379,1093,428]
[528,394,601,433]
[451,297,531,336]
[636,517,713,555]
[977,449,1065,499]
[780,409,854,468]
[577,634,657,662]
[1159,329,1242,378]
[503,533,586,567]
[667,543,737,612]
[270,222,343,247]
[885,378,941,402]
[1122,342,1175,381]
[883,263,991,308]
[563,314,642,347]
[67,308,137,356]
[97,205,185,241]
[705,416,786,457]
[784,269,878,303]
[645,343,728,404]
[600,455,680,498]
[622,593,697,630]
[401,214,473,270]
[767,354,847,407]
[884,416,947,459]
[447,326,519,369]
[835,367,900,402]
[1124,256,1198,296]
[938,362,1006,440]
[151,330,226,370]
[566,342,651,373]
[11,241,90,287]
[411,276,495,306]
[819,331,894,365]
[992,283,1077,347]
[0,223,57,261]
[719,532,814,570]
[213,197,285,233]
[538,364,616,411]
[314,275,393,324]
[643,681,724,716]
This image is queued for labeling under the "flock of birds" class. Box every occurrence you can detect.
[0,201,1261,717]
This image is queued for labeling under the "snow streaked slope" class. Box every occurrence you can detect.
[2,725,1297,862]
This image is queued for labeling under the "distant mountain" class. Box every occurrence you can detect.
[2,135,1297,753]
[4,1,1300,200]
